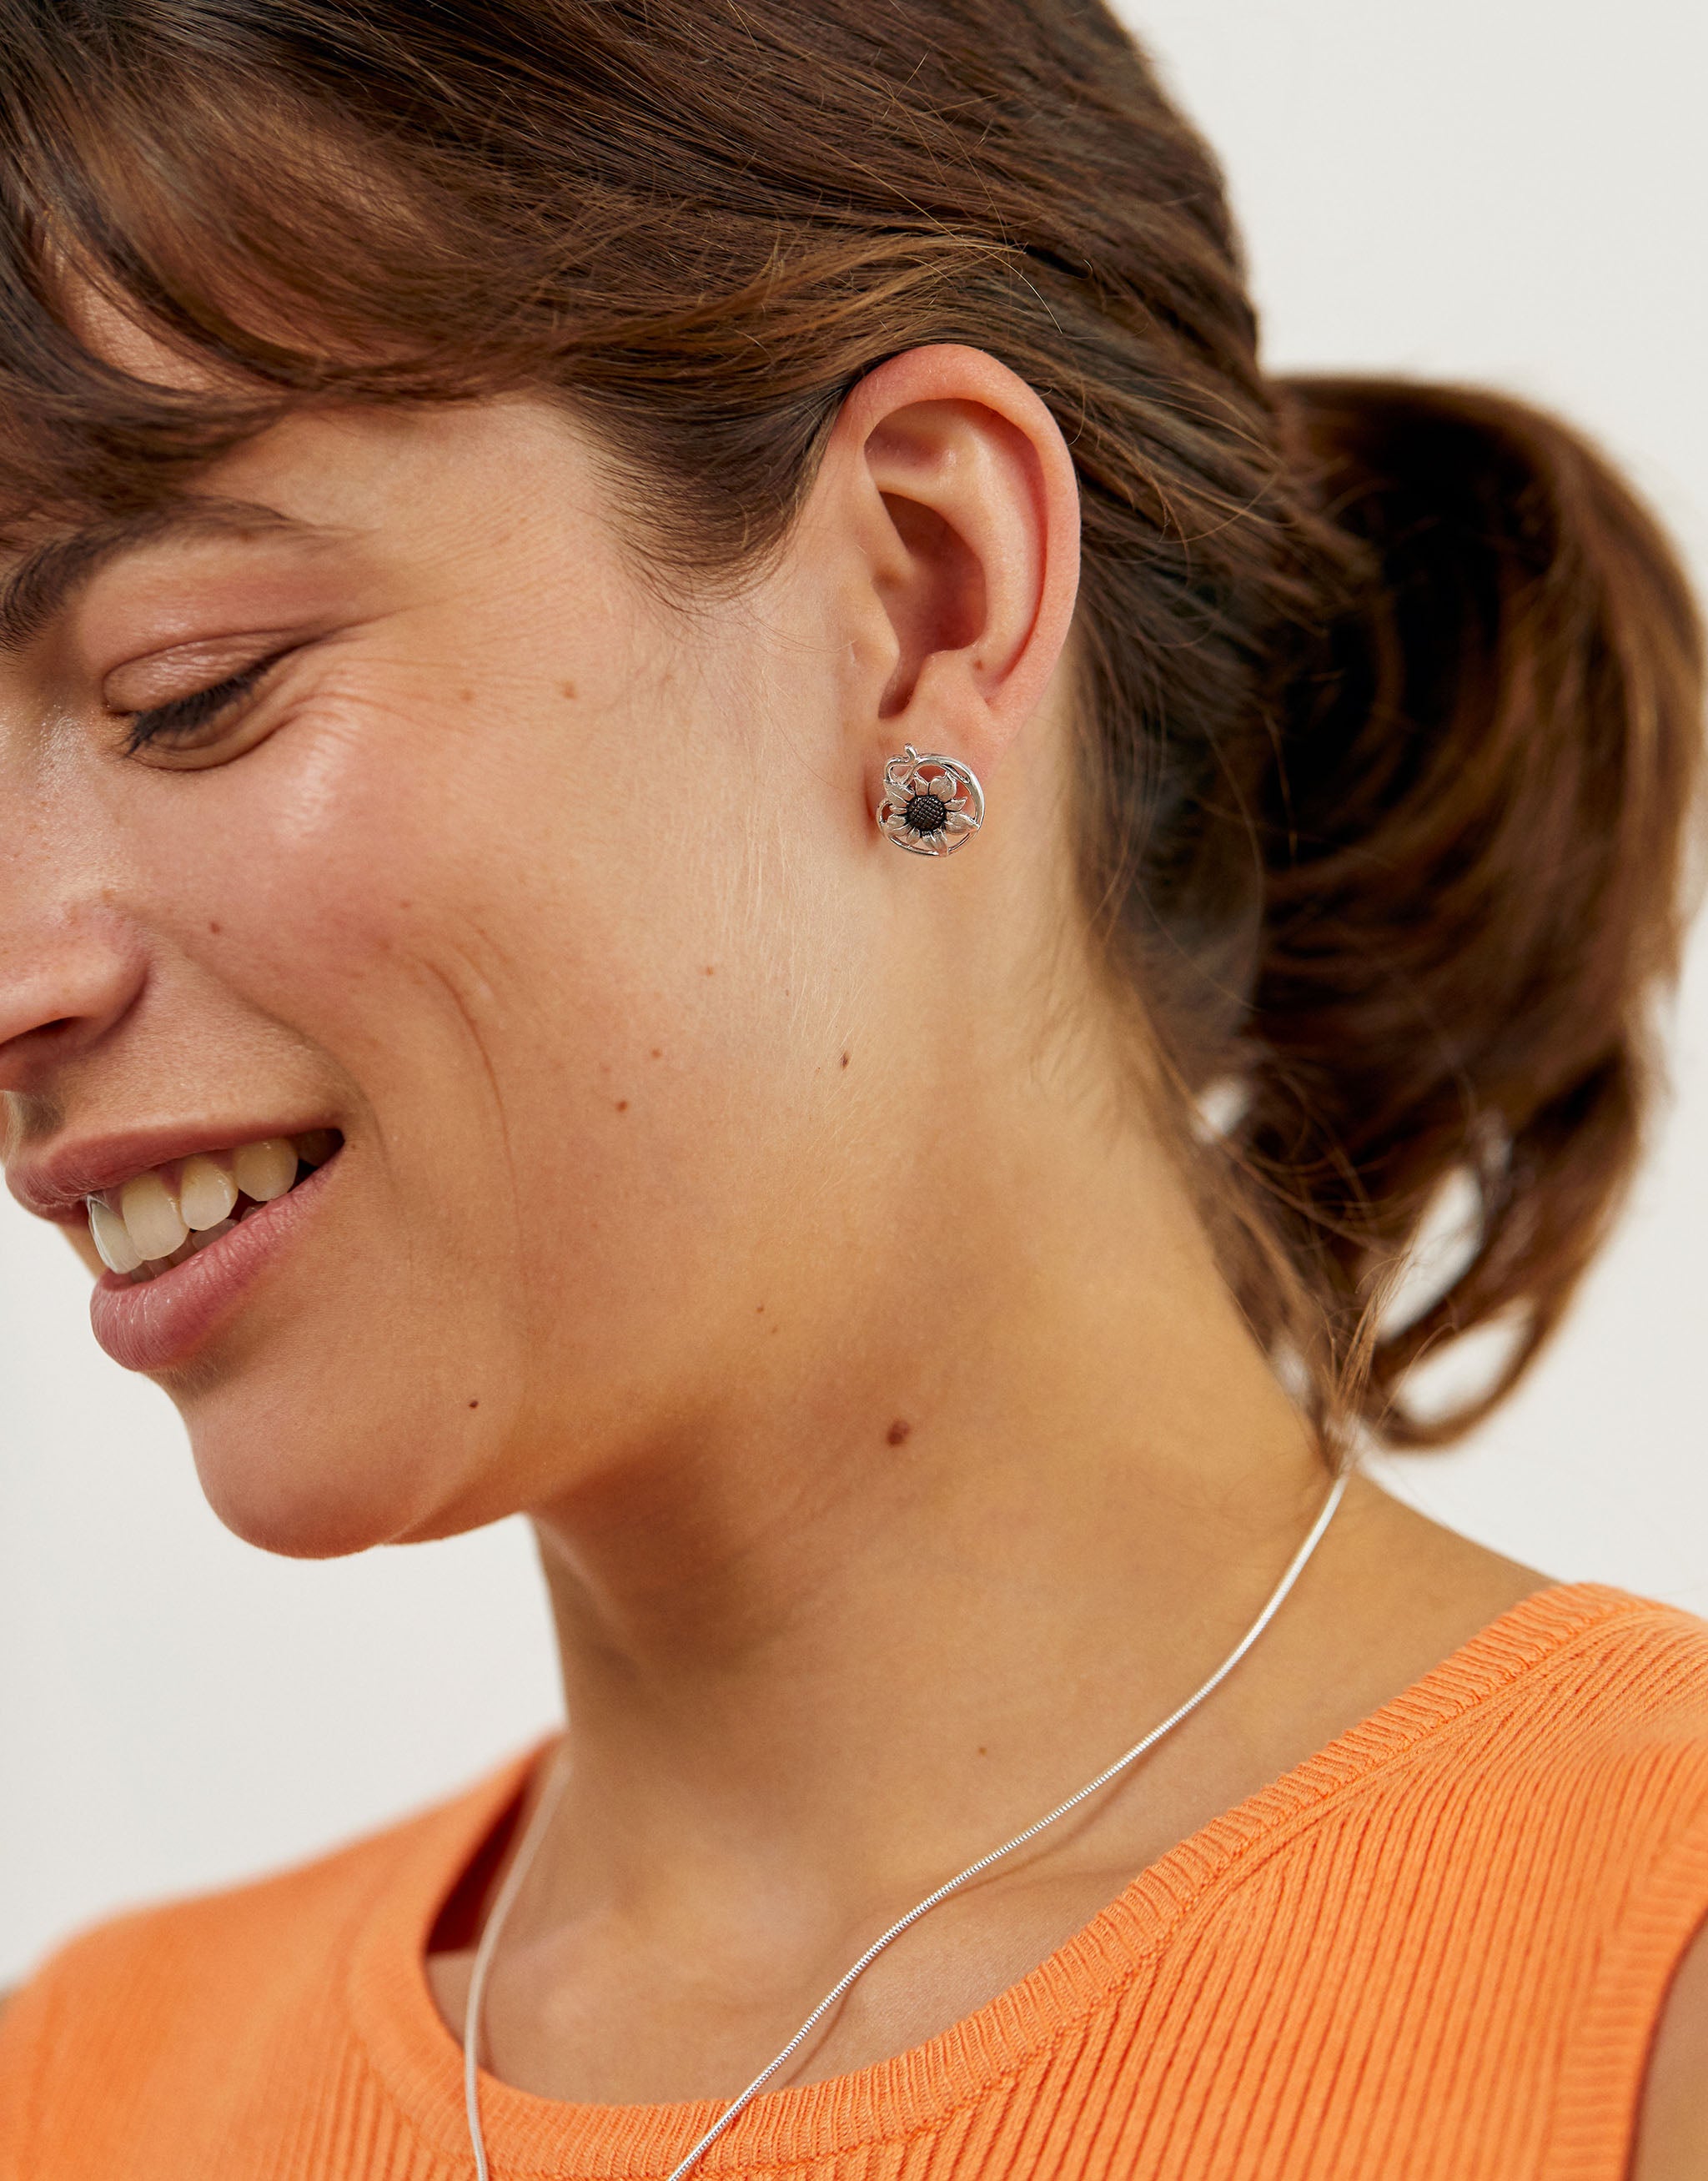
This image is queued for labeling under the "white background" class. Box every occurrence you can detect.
[3,0,1705,1988]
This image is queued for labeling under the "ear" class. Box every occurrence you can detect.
[813,344,1081,807]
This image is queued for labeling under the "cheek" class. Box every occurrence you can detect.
[138,686,851,1377]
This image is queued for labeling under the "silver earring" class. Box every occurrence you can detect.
[876,744,985,857]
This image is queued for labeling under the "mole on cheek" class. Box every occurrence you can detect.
[886,1419,912,1446]
[615,1098,630,1112]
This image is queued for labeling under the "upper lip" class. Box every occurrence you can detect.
[7,1122,338,1224]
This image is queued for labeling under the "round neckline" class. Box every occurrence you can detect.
[345,1580,1653,2178]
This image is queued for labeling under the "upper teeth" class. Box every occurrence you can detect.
[85,1133,335,1274]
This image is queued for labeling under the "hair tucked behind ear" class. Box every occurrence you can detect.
[0,0,1700,1454]
[1223,379,1705,1445]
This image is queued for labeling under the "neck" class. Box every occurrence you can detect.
[522,1101,1335,1932]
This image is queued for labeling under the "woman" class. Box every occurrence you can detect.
[0,2,1703,2175]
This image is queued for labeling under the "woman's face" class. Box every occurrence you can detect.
[0,393,947,1555]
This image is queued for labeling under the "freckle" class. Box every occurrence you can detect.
[615,1098,629,1112]
[886,1418,912,1446]
[840,1052,849,1068]
[208,921,223,936]
[458,688,474,704]
[560,680,577,700]
[650,1048,663,1059]
[977,1745,987,1756]
[468,1400,480,1410]
[756,1303,766,1313]
[702,964,716,976]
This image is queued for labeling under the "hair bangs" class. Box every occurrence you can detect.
[0,10,541,551]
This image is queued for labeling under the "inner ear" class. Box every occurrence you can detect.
[876,493,987,720]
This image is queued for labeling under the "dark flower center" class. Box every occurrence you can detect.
[905,791,948,833]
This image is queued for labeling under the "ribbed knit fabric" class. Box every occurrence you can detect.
[5,1583,1708,2180]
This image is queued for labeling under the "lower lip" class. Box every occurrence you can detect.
[88,1151,341,1373]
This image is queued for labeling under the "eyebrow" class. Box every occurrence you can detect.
[0,498,333,655]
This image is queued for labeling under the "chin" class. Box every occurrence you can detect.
[183,1375,464,1560]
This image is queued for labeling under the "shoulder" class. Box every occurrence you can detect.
[1472,1589,1708,2173]
[0,1742,535,2166]
[1436,1586,1708,1911]
[0,1827,381,2173]
[0,1791,401,2068]
[1448,1585,1708,1780]
[13,1781,424,1997]
[5,1751,514,2008]
[1575,1589,1708,2178]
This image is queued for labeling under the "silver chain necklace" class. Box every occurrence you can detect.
[464,1465,1351,2181]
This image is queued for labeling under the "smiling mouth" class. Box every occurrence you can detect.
[85,1131,343,1282]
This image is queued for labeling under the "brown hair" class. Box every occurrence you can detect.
[2,1,1700,1450]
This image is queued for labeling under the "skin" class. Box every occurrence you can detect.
[0,334,1700,2156]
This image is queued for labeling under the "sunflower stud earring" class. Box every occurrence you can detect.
[877,744,985,857]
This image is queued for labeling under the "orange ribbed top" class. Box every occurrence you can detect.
[5,1582,1708,2180]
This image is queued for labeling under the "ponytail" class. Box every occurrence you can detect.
[1241,379,1704,1445]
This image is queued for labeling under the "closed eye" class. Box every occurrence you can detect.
[120,650,291,756]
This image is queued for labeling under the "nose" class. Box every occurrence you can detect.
[0,908,145,1093]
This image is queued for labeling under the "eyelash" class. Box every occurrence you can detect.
[121,653,286,756]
